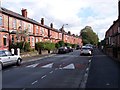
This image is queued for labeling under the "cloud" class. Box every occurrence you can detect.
[2,0,118,41]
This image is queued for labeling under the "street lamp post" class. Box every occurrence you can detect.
[61,24,68,41]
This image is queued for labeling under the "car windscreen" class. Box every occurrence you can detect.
[82,48,90,50]
[0,51,6,57]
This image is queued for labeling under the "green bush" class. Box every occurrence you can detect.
[72,44,77,48]
[58,41,64,47]
[64,43,71,46]
[16,42,24,50]
[44,42,55,51]
[55,43,60,49]
[35,42,44,50]
[24,42,30,52]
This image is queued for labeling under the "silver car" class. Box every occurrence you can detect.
[80,46,92,56]
[0,50,22,70]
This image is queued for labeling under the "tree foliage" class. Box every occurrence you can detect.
[80,26,99,45]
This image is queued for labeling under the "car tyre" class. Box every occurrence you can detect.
[16,59,22,66]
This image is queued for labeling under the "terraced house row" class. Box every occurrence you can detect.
[0,7,82,50]
[104,18,120,60]
[103,1,120,61]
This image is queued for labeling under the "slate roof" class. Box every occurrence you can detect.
[1,7,80,37]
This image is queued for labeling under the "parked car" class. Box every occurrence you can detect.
[0,50,22,70]
[58,47,69,54]
[80,46,92,56]
[76,45,81,50]
[67,46,73,52]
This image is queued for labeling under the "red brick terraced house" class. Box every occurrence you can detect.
[104,1,120,61]
[0,7,82,50]
[104,19,120,60]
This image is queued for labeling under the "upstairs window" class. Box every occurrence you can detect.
[13,19,17,29]
[19,20,22,30]
[28,24,31,33]
[41,27,44,35]
[0,16,3,26]
[36,26,39,34]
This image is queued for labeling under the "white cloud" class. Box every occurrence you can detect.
[2,0,118,41]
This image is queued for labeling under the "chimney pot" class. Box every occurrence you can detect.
[41,18,44,25]
[21,9,27,18]
[50,23,53,28]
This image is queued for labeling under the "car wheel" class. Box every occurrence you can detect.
[16,59,22,66]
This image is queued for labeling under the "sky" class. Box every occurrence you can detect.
[1,0,119,41]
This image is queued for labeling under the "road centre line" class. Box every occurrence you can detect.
[31,80,38,85]
[49,71,53,74]
[89,59,91,63]
[4,70,10,72]
[86,68,89,72]
[41,75,47,79]
[22,88,26,90]
[55,68,58,70]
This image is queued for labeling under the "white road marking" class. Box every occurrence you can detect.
[62,64,75,69]
[89,59,91,63]
[86,68,89,72]
[106,83,110,86]
[41,63,53,68]
[26,63,39,68]
[41,75,47,79]
[31,80,38,85]
[4,70,10,72]
[22,88,26,90]
[55,68,58,70]
[49,71,53,74]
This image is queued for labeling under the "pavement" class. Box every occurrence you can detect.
[22,53,57,63]
[86,48,120,88]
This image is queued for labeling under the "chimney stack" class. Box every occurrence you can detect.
[21,9,27,18]
[50,23,53,28]
[41,18,44,25]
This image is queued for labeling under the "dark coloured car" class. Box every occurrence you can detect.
[67,46,73,52]
[58,47,68,54]
[76,45,81,50]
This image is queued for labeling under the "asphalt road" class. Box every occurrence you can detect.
[86,48,120,89]
[2,50,92,89]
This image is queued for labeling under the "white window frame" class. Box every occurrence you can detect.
[40,37,42,42]
[36,26,39,34]
[13,19,17,29]
[41,27,44,35]
[36,38,38,43]
[32,37,35,46]
[28,24,31,33]
[0,16,3,26]
[3,35,7,46]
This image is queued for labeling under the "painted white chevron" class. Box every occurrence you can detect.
[41,63,53,68]
[62,64,75,69]
[26,63,39,68]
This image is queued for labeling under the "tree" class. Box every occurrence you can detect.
[16,28,29,51]
[80,26,99,45]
